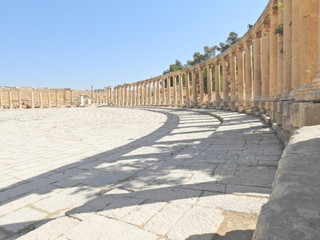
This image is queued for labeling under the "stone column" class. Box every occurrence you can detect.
[31,90,35,108]
[167,77,172,106]
[215,61,221,102]
[18,89,22,109]
[39,91,43,108]
[8,91,12,109]
[222,57,228,102]
[199,67,204,104]
[245,40,253,104]
[157,80,161,105]
[55,90,59,107]
[277,0,284,95]
[162,79,166,105]
[91,86,95,104]
[207,64,213,104]
[185,72,190,106]
[299,0,318,86]
[269,6,278,97]
[179,73,184,106]
[230,54,236,102]
[237,47,244,104]
[152,79,157,105]
[70,90,73,107]
[283,0,292,94]
[173,75,178,106]
[48,90,51,108]
[149,81,153,105]
[191,70,197,105]
[254,32,262,100]
[291,0,300,90]
[144,82,148,105]
[262,25,270,99]
[0,89,3,109]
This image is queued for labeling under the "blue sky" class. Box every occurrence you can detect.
[0,0,269,90]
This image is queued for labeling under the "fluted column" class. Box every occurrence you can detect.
[254,32,262,100]
[167,77,171,106]
[173,75,178,106]
[18,89,22,109]
[136,85,140,106]
[8,91,12,109]
[230,53,236,102]
[179,73,184,106]
[277,0,284,95]
[215,61,221,102]
[185,72,190,106]
[191,70,197,105]
[245,40,253,103]
[237,47,244,103]
[269,6,278,97]
[207,64,213,104]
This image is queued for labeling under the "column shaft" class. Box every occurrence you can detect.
[230,55,236,101]
[185,72,190,105]
[262,27,270,98]
[269,8,278,97]
[215,62,221,101]
[237,48,244,101]
[245,42,253,101]
[207,65,213,103]
[222,58,228,101]
[199,68,204,103]
[173,75,178,106]
[254,33,262,99]
[192,70,197,104]
[277,0,284,95]
[167,77,171,105]
[179,74,184,105]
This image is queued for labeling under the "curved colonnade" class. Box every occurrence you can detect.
[102,0,320,142]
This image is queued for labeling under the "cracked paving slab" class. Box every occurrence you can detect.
[0,107,283,240]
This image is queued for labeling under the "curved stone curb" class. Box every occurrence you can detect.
[253,125,320,240]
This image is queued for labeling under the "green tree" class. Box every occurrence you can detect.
[163,60,184,74]
[217,31,239,53]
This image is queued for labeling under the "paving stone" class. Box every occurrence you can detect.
[144,203,192,235]
[63,214,158,240]
[122,200,167,226]
[16,216,80,240]
[167,206,224,240]
[196,192,268,214]
[0,207,47,233]
[0,107,283,239]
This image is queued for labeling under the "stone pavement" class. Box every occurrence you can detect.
[0,107,283,240]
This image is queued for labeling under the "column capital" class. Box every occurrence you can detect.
[255,30,262,38]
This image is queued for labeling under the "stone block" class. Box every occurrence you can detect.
[299,103,320,127]
[289,102,301,128]
[282,101,291,117]
[276,101,283,113]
